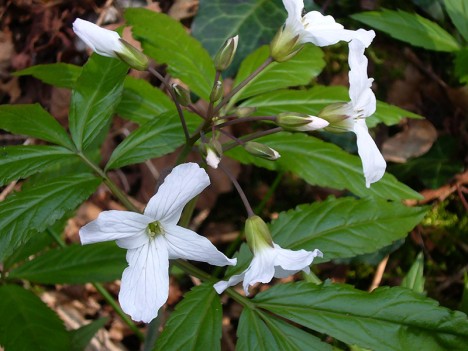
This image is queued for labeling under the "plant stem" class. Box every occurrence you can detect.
[207,71,221,119]
[215,116,277,129]
[219,163,254,217]
[223,127,283,152]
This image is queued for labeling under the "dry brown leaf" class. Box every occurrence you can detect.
[168,0,198,20]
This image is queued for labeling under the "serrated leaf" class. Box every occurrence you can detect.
[14,63,81,89]
[255,282,468,351]
[227,132,422,200]
[0,173,101,262]
[401,252,425,293]
[70,318,108,351]
[116,76,174,124]
[444,0,468,42]
[351,9,460,52]
[106,111,202,170]
[69,54,128,150]
[232,44,324,102]
[240,87,422,127]
[154,283,222,351]
[0,285,70,351]
[0,104,75,149]
[238,308,332,351]
[8,242,126,284]
[125,9,215,100]
[0,145,77,186]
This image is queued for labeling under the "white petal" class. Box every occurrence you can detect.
[299,116,329,131]
[79,211,151,249]
[73,18,124,58]
[353,119,387,187]
[213,273,245,294]
[243,247,276,296]
[283,0,304,31]
[119,237,169,323]
[144,163,210,224]
[206,149,221,169]
[273,244,323,278]
[164,225,236,266]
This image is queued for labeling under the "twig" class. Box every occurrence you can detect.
[369,255,389,291]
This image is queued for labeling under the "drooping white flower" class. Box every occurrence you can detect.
[206,148,221,169]
[214,216,322,295]
[80,163,236,323]
[276,112,329,131]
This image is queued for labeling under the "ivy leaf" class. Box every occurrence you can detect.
[0,173,101,262]
[8,243,126,284]
[0,104,74,149]
[0,285,70,351]
[154,283,222,351]
[14,63,81,89]
[0,145,77,186]
[351,9,460,52]
[227,132,422,200]
[444,0,468,42]
[69,54,128,151]
[70,318,108,351]
[106,111,202,170]
[125,8,216,100]
[255,282,468,351]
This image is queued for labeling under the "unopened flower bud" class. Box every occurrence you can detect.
[235,106,256,118]
[276,112,329,131]
[270,25,302,62]
[201,140,223,169]
[318,102,355,133]
[214,35,239,71]
[244,141,280,161]
[172,84,192,106]
[245,215,274,253]
[210,80,223,103]
[115,39,149,71]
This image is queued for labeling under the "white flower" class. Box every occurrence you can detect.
[206,148,221,169]
[79,163,236,323]
[282,0,375,47]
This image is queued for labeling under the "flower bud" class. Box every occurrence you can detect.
[245,215,274,253]
[276,112,329,131]
[235,106,256,118]
[318,102,355,133]
[214,35,238,71]
[172,84,192,106]
[115,39,149,71]
[210,80,223,103]
[201,140,223,169]
[244,141,280,161]
[270,25,302,62]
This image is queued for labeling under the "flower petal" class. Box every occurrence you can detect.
[119,237,169,323]
[164,225,237,266]
[79,211,151,249]
[213,273,245,294]
[243,247,276,296]
[283,0,304,31]
[144,163,210,224]
[273,244,323,278]
[353,119,387,187]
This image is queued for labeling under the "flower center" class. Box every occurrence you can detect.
[147,221,164,239]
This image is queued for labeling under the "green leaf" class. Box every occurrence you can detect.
[0,285,70,351]
[8,243,126,284]
[106,111,202,170]
[0,145,77,186]
[0,104,74,149]
[116,76,174,124]
[0,173,101,262]
[444,0,468,42]
[70,318,108,351]
[255,282,468,351]
[401,252,426,294]
[154,283,222,351]
[14,63,81,89]
[351,9,460,52]
[232,45,324,102]
[370,101,423,128]
[454,47,468,84]
[238,308,331,351]
[125,8,216,100]
[69,54,128,150]
[227,132,422,200]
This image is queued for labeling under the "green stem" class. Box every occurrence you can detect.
[223,127,283,152]
[215,116,276,129]
[207,71,221,119]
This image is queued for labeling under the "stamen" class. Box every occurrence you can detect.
[147,221,164,238]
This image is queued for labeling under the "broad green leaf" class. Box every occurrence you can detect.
[106,111,202,170]
[0,173,101,262]
[401,252,426,293]
[232,45,324,102]
[240,87,422,127]
[192,0,319,75]
[69,54,128,150]
[238,308,332,351]
[0,285,70,351]
[14,63,81,89]
[8,243,126,284]
[255,282,468,351]
[0,145,77,186]
[116,76,174,124]
[351,9,460,52]
[70,318,108,351]
[0,104,74,149]
[227,132,422,200]
[444,0,468,42]
[125,8,216,100]
[454,48,468,84]
[154,283,222,351]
